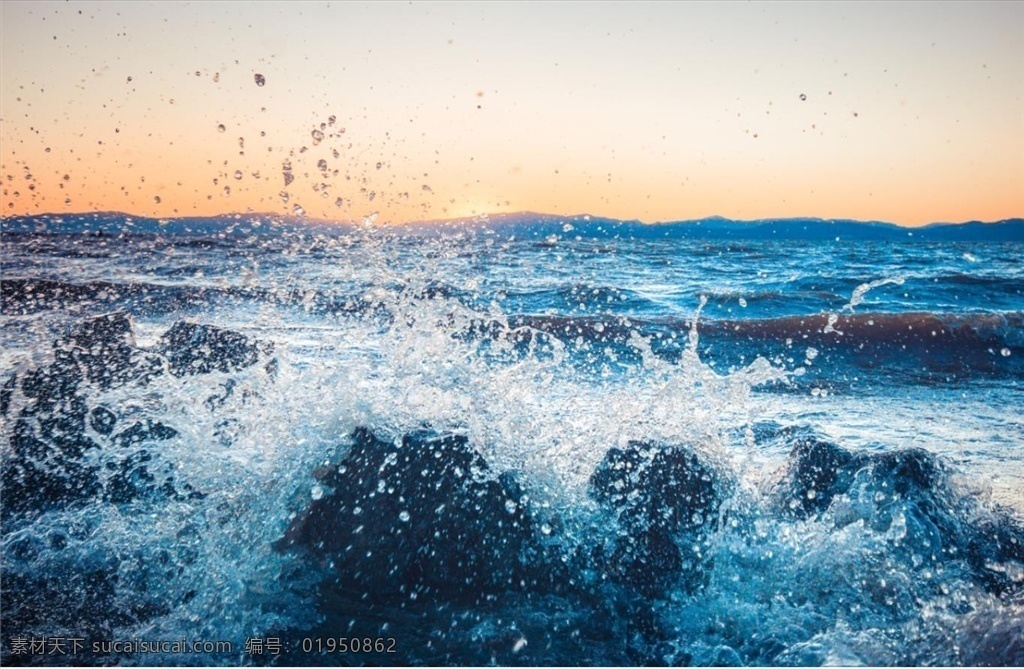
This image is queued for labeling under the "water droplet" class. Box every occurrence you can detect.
[153,195,161,204]
[799,93,807,101]
[805,347,819,361]
[376,162,383,170]
[311,129,324,145]
[399,510,411,522]
[216,123,226,133]
[807,489,817,500]
[233,170,243,180]
[311,485,324,500]
[317,159,328,171]
[292,204,305,216]
[505,499,517,514]
[540,523,552,535]
[254,73,266,87]
[422,184,432,192]
[738,297,748,308]
[1001,348,1012,357]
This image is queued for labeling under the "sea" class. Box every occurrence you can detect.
[1,214,1022,666]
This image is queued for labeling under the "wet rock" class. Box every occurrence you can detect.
[1,372,15,415]
[1,314,268,527]
[775,442,952,539]
[772,439,946,520]
[112,420,179,448]
[589,441,724,596]
[955,604,1024,666]
[157,321,271,376]
[60,312,150,388]
[859,447,943,497]
[635,446,721,535]
[607,527,684,596]
[2,416,102,517]
[280,427,564,606]
[590,444,646,508]
[965,513,1024,597]
[89,406,117,435]
[104,450,157,504]
[1,551,127,639]
[773,436,1024,596]
[773,436,855,518]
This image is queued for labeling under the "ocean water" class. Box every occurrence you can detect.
[1,220,1022,666]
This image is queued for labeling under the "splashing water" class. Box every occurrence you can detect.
[844,275,906,312]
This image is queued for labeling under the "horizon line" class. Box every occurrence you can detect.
[5,209,1024,229]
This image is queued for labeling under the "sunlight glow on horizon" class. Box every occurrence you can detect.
[2,1,1022,226]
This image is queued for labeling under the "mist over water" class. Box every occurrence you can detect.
[1,222,1022,666]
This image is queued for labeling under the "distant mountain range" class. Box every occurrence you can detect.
[2,210,1022,242]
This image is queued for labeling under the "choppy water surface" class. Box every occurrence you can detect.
[1,223,1022,666]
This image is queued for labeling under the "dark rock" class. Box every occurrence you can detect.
[772,436,1024,597]
[1,372,15,415]
[773,440,946,520]
[280,427,564,606]
[955,605,1024,666]
[966,512,1024,597]
[2,423,102,518]
[773,436,855,518]
[104,450,157,504]
[859,447,942,497]
[89,406,118,435]
[1,551,126,636]
[639,446,721,534]
[1,314,267,526]
[61,312,141,388]
[20,351,81,408]
[112,420,179,448]
[590,444,647,508]
[589,441,724,596]
[0,546,175,664]
[157,321,270,376]
[607,527,682,597]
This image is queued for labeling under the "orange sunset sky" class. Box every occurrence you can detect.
[2,1,1022,226]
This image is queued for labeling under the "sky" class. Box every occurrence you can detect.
[1,1,1022,226]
